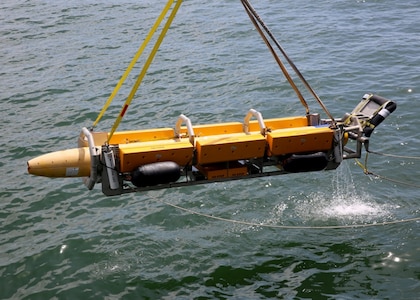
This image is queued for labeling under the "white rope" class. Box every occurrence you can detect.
[368,149,420,160]
[158,199,420,230]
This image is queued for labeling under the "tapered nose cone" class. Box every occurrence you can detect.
[27,147,91,178]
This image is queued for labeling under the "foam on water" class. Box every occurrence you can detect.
[251,163,400,228]
[294,163,397,225]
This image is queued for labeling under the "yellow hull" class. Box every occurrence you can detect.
[25,0,396,197]
[27,147,91,178]
[28,115,335,179]
[27,93,396,195]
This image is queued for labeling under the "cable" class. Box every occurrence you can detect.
[156,149,420,229]
[240,0,310,115]
[356,152,420,188]
[365,170,420,188]
[240,0,336,126]
[367,149,420,160]
[158,199,420,230]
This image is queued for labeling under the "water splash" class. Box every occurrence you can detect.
[293,163,396,225]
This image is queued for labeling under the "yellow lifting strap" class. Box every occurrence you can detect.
[107,0,183,143]
[92,0,180,130]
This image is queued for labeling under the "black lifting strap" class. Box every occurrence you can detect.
[240,0,337,127]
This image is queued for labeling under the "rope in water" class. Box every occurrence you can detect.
[367,149,420,160]
[156,148,420,230]
[356,150,420,188]
[158,199,420,230]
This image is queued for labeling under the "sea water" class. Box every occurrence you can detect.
[1,0,419,298]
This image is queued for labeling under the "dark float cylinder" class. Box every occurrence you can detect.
[131,161,181,187]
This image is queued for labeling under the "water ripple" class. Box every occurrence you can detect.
[1,0,419,298]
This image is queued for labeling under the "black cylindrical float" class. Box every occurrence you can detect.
[363,97,397,137]
[282,152,329,173]
[131,161,181,187]
[369,94,390,106]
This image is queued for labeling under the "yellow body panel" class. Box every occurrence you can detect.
[180,117,309,136]
[78,129,175,147]
[27,147,91,177]
[109,128,174,144]
[195,133,266,165]
[119,139,193,172]
[192,122,243,136]
[248,116,308,132]
[266,126,334,156]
